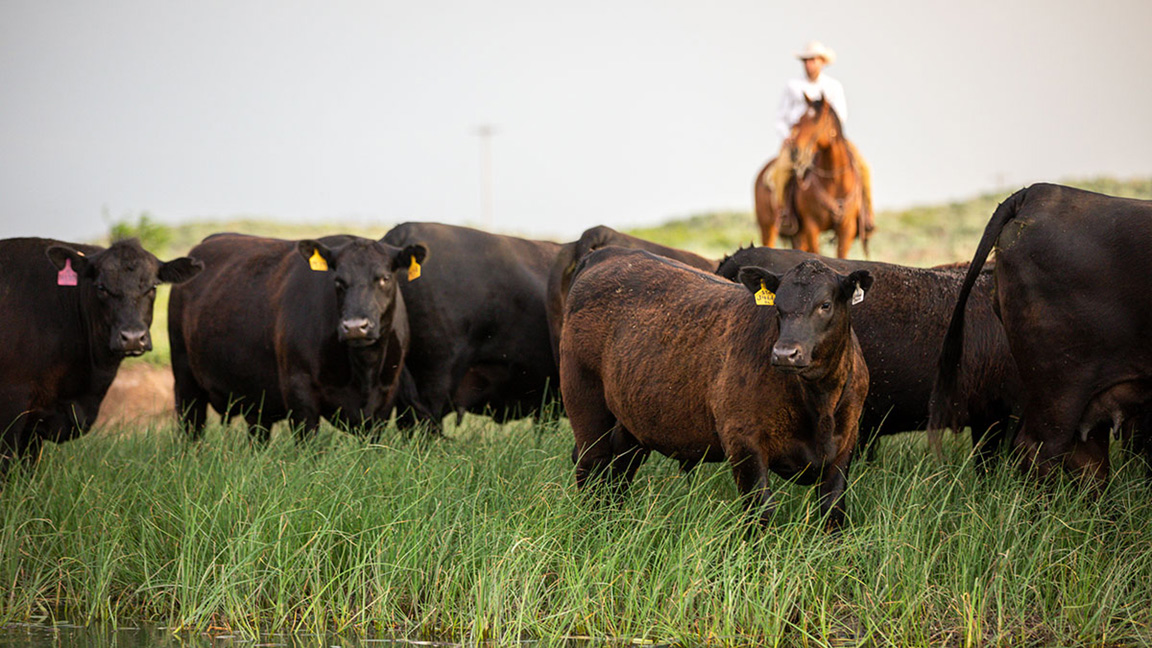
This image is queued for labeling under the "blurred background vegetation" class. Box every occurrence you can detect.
[105,175,1152,266]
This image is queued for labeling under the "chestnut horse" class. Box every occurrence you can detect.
[754,97,870,258]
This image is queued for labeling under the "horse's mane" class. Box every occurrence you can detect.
[802,97,845,138]
[795,96,858,174]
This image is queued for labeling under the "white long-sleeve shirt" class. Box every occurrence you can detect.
[775,73,848,140]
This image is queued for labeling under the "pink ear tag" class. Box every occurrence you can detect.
[57,259,78,286]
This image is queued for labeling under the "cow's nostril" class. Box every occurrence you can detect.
[341,318,373,337]
[771,345,803,366]
[118,329,150,353]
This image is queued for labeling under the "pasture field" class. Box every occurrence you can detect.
[7,176,1152,645]
[2,415,1152,647]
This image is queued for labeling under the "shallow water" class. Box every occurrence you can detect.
[0,624,664,648]
[0,623,415,648]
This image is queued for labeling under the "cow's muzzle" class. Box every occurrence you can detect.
[771,343,808,372]
[115,329,152,356]
[339,318,378,345]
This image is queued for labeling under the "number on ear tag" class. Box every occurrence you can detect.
[754,282,775,306]
[308,249,328,271]
[852,284,864,305]
[408,257,421,281]
[57,259,78,286]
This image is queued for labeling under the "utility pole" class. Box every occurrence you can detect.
[475,125,497,228]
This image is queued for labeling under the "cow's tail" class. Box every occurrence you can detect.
[927,187,1029,460]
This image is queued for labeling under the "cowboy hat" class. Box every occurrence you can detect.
[795,41,836,65]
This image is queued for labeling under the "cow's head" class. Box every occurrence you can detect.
[298,238,427,346]
[47,239,203,357]
[737,259,871,375]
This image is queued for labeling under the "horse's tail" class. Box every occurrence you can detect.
[927,186,1030,460]
[858,194,871,259]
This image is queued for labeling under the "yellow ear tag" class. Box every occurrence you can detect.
[754,281,775,306]
[308,249,328,271]
[408,257,421,281]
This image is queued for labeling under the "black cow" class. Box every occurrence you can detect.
[932,183,1152,482]
[0,237,201,474]
[561,248,871,529]
[545,225,717,367]
[718,246,1019,466]
[382,222,561,432]
[168,233,425,441]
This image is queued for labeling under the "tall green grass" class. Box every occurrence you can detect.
[3,417,1150,646]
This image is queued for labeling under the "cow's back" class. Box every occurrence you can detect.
[546,225,717,368]
[383,222,561,424]
[562,248,774,459]
[996,184,1152,372]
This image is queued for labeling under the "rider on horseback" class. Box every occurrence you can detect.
[768,41,874,233]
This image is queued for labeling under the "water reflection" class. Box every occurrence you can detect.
[1,624,676,648]
[0,623,412,648]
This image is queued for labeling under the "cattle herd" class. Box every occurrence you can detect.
[1,182,1150,530]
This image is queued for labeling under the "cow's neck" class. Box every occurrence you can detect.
[794,326,856,439]
[73,287,124,391]
[344,299,399,389]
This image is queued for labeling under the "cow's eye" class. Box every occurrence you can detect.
[377,276,389,286]
[820,301,832,311]
[95,283,109,296]
[334,278,347,291]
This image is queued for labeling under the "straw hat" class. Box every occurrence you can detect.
[795,41,836,65]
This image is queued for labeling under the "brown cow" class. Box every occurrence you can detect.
[560,247,871,529]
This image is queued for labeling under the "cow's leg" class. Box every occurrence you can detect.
[0,409,33,480]
[727,443,774,526]
[393,366,447,437]
[857,419,880,462]
[279,371,324,444]
[173,382,209,441]
[169,314,210,440]
[607,424,649,495]
[1014,397,1090,481]
[970,416,1011,475]
[563,367,618,491]
[817,453,853,531]
[1066,422,1111,485]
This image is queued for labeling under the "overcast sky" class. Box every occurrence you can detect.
[1,0,1149,245]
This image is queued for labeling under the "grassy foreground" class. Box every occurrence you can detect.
[2,415,1151,646]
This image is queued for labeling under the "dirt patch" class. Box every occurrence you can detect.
[95,362,176,428]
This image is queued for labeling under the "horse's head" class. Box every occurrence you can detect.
[790,97,844,177]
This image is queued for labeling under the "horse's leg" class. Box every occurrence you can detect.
[799,219,821,254]
[837,204,859,259]
[754,178,779,248]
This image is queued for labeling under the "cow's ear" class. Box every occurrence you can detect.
[298,240,335,271]
[158,256,204,284]
[839,269,873,304]
[393,243,428,274]
[737,266,781,295]
[46,245,91,276]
